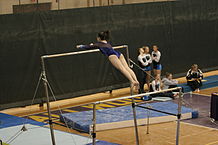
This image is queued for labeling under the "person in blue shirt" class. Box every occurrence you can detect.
[77,30,139,89]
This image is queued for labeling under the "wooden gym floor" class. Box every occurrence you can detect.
[47,86,218,145]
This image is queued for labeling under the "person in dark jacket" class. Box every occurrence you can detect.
[186,64,203,92]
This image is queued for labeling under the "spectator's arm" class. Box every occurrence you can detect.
[138,56,149,66]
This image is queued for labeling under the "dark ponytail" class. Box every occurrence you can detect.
[98,30,110,41]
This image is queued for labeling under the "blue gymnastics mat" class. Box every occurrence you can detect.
[0,113,119,145]
[60,101,198,133]
[0,113,45,129]
[179,75,218,92]
[0,124,119,145]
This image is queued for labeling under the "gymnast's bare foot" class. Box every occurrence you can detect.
[131,81,139,90]
[173,92,179,99]
[195,88,200,93]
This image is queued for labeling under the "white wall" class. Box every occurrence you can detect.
[0,0,170,15]
[0,0,19,14]
[0,0,52,14]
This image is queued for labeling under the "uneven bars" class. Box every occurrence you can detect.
[129,59,155,80]
[41,45,128,59]
[95,87,182,104]
[136,105,178,116]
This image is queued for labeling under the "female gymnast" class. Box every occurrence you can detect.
[137,46,152,93]
[152,45,162,76]
[76,30,139,89]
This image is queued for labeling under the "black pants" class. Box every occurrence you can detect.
[168,85,184,92]
[187,80,202,91]
[138,70,147,94]
[150,92,175,99]
[149,85,175,98]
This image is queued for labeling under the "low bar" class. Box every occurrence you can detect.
[136,105,178,116]
[129,59,155,79]
[95,87,181,104]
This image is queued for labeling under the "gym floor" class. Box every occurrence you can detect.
[48,87,218,145]
[1,71,218,145]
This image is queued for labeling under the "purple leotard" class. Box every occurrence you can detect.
[80,42,121,58]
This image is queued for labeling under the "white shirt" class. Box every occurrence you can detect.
[151,80,161,92]
[152,51,161,63]
[138,53,152,67]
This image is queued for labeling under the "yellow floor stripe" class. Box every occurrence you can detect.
[62,109,78,112]
[118,99,132,102]
[125,98,142,102]
[82,104,105,109]
[106,101,131,106]
[43,113,59,118]
[82,103,116,109]
[28,115,49,122]
[97,103,116,108]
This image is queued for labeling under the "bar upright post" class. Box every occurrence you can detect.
[176,88,182,145]
[41,57,56,145]
[92,103,97,145]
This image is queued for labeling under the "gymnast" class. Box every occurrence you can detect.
[76,30,139,89]
[152,45,162,76]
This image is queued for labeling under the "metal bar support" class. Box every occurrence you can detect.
[92,103,97,145]
[41,58,56,145]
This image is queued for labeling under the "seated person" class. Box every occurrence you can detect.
[150,74,177,99]
[162,72,178,90]
[186,64,203,92]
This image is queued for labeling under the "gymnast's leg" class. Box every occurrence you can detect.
[153,69,157,76]
[146,71,151,91]
[108,55,138,87]
[119,54,139,84]
[156,69,161,76]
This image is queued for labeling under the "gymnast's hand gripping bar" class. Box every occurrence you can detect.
[41,45,128,59]
[95,87,182,104]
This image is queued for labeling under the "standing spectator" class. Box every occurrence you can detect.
[138,46,152,93]
[152,45,162,76]
[186,64,203,92]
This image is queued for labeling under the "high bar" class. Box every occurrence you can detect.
[41,45,128,59]
[95,87,182,104]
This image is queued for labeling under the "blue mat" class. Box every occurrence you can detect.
[0,113,45,129]
[179,75,218,92]
[0,113,118,145]
[60,101,198,133]
[0,123,119,145]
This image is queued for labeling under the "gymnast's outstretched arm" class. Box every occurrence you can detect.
[76,44,99,50]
